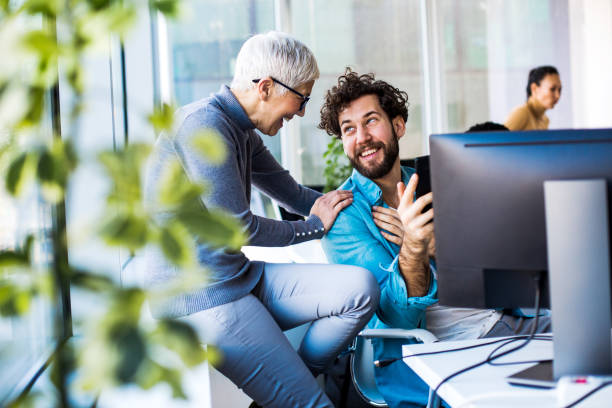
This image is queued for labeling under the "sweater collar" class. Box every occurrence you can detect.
[214,85,256,131]
[351,166,416,207]
[527,97,547,118]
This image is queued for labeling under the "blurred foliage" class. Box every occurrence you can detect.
[323,136,352,192]
[0,0,243,405]
[147,102,175,133]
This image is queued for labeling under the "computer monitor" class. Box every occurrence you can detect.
[429,128,612,380]
[429,128,612,309]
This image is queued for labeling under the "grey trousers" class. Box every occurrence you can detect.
[485,312,552,337]
[181,262,380,408]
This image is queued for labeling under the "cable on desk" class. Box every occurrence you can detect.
[453,389,556,408]
[373,335,552,368]
[431,272,545,396]
[486,336,552,367]
[563,380,612,408]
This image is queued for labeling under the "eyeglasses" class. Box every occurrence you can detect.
[252,77,310,112]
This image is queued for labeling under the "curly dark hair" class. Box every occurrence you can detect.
[319,68,409,139]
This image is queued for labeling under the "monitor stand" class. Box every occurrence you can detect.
[508,179,612,387]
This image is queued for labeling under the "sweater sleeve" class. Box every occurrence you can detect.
[173,112,324,247]
[249,133,322,216]
[504,104,529,131]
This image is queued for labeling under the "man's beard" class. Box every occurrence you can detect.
[349,128,400,179]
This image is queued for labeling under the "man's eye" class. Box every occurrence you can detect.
[343,126,355,134]
[366,118,377,124]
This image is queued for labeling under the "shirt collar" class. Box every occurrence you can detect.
[350,166,416,206]
[213,85,256,131]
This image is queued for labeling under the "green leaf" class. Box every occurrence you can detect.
[101,3,138,37]
[6,152,36,197]
[177,206,247,250]
[149,0,180,17]
[0,283,32,316]
[0,251,28,267]
[69,269,115,292]
[154,319,206,367]
[139,362,186,399]
[110,288,146,322]
[21,0,62,17]
[99,143,151,206]
[85,0,112,12]
[99,212,150,252]
[191,129,227,165]
[159,223,193,267]
[19,86,46,128]
[147,103,175,133]
[109,322,146,383]
[0,235,33,267]
[36,139,78,203]
[323,137,351,192]
[20,30,59,59]
[158,158,206,208]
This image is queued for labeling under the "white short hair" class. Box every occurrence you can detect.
[231,31,320,93]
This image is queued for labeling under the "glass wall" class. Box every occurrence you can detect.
[167,0,279,160]
[163,0,612,188]
[289,0,425,185]
[0,190,57,403]
[0,96,61,404]
[434,0,572,133]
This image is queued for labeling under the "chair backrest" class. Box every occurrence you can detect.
[350,328,438,407]
[350,336,388,407]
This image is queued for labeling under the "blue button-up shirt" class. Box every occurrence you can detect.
[322,166,439,407]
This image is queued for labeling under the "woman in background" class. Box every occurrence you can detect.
[505,65,562,130]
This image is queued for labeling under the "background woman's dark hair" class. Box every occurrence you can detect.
[526,65,559,99]
[466,121,509,133]
[319,68,409,139]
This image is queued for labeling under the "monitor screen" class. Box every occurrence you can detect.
[429,128,612,309]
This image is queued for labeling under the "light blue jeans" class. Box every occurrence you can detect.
[181,262,380,408]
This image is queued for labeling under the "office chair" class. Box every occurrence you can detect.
[351,328,441,408]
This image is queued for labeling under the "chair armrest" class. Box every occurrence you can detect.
[358,328,438,343]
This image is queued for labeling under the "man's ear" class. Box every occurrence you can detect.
[256,77,274,101]
[392,116,406,140]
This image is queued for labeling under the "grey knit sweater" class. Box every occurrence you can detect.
[144,85,324,318]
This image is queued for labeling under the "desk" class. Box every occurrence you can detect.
[402,337,556,408]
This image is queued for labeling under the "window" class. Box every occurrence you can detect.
[288,0,425,185]
[0,96,63,404]
[166,0,278,159]
[433,0,573,132]
[161,0,612,188]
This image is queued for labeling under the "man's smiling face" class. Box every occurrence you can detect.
[339,94,401,180]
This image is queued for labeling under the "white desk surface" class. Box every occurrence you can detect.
[402,336,556,408]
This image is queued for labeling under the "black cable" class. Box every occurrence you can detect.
[430,273,544,395]
[487,335,553,366]
[374,336,523,368]
[564,380,612,408]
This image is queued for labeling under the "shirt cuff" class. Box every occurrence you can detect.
[377,256,438,329]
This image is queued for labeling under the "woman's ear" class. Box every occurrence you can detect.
[392,116,406,140]
[530,82,538,97]
[256,77,274,101]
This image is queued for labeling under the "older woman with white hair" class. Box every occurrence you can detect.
[144,32,379,407]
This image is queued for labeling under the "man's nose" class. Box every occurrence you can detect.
[356,126,370,143]
[296,107,306,117]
